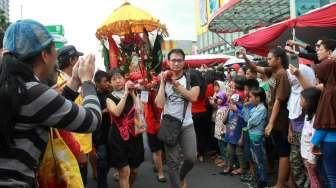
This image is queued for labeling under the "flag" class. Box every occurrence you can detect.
[101,41,110,71]
[108,37,120,69]
[152,34,164,73]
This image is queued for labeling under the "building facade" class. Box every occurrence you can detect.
[195,0,242,55]
[162,40,196,58]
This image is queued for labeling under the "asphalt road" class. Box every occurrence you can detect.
[87,160,249,188]
[87,133,248,188]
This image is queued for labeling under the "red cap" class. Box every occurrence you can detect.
[231,64,240,72]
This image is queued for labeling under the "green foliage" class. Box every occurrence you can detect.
[0,8,9,33]
[101,42,110,71]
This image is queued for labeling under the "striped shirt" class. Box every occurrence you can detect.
[0,81,101,187]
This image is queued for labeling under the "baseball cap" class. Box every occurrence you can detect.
[3,19,53,60]
[57,45,83,61]
[57,45,83,69]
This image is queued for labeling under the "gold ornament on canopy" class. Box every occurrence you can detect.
[96,2,167,39]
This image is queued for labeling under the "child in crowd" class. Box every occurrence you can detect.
[234,75,247,101]
[221,94,245,175]
[214,91,229,168]
[210,80,226,123]
[244,87,269,188]
[300,88,322,188]
[289,61,329,188]
[209,80,226,163]
[239,79,260,183]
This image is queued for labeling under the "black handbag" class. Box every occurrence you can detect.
[157,71,190,147]
[157,103,188,147]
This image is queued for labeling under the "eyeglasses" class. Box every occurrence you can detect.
[170,59,184,63]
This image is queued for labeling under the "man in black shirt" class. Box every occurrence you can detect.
[94,70,112,188]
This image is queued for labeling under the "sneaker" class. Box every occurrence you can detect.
[240,173,253,182]
[244,181,257,188]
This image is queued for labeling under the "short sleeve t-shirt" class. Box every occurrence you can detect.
[164,72,200,127]
[265,68,291,132]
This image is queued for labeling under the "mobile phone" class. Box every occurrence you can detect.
[289,54,299,68]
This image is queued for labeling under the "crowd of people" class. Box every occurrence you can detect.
[0,19,335,188]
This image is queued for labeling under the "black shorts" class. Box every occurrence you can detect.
[107,125,144,169]
[147,133,163,153]
[271,130,290,158]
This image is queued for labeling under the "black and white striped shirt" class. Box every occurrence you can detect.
[0,81,101,187]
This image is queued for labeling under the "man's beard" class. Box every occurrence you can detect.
[42,69,58,87]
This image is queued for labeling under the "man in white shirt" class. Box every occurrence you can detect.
[155,49,200,188]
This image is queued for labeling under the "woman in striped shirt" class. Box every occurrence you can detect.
[0,20,101,187]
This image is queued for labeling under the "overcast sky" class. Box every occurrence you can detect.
[10,0,196,70]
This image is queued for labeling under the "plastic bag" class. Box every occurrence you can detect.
[37,129,84,188]
[134,94,146,135]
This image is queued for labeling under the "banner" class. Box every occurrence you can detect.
[199,0,208,26]
[208,0,220,17]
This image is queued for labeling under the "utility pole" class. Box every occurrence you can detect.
[20,0,23,19]
[290,0,296,40]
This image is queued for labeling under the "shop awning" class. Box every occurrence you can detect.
[208,0,290,33]
[233,3,336,56]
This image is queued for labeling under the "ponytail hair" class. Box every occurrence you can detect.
[0,42,54,148]
[250,87,267,109]
[301,87,321,121]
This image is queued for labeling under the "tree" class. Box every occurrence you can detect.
[0,8,9,33]
[0,8,9,49]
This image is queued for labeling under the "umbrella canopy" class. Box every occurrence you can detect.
[224,57,245,66]
[96,2,167,38]
[184,54,233,68]
[209,0,290,34]
[163,54,235,68]
[233,3,336,56]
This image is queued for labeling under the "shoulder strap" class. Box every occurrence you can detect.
[185,70,191,90]
[181,70,191,123]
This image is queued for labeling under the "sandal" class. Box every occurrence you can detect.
[231,169,244,176]
[214,158,224,164]
[157,175,167,183]
[216,161,226,167]
[219,168,231,175]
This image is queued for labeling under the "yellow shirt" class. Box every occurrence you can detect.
[73,96,92,154]
[57,72,93,154]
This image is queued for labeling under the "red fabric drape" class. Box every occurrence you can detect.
[108,37,120,69]
[234,20,293,56]
[234,3,336,56]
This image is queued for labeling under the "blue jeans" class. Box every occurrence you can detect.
[217,139,227,161]
[96,145,110,188]
[322,142,336,188]
[250,139,268,184]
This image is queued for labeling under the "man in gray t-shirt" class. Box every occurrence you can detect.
[155,49,200,188]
